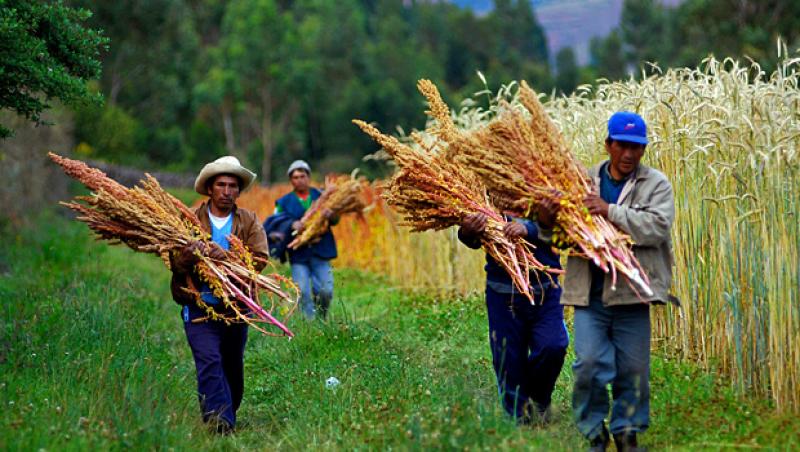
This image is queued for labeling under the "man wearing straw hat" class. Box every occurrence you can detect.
[268,160,337,320]
[564,112,675,452]
[458,199,568,426]
[170,156,269,434]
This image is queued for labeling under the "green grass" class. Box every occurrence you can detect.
[1,214,798,450]
[166,187,202,207]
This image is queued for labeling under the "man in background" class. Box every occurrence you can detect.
[268,160,337,320]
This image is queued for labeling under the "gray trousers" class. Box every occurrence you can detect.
[572,296,651,439]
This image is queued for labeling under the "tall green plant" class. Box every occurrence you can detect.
[433,52,800,412]
[0,0,106,138]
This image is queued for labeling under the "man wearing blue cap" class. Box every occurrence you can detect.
[561,112,675,451]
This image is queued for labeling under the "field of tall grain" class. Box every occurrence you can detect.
[549,56,800,413]
[238,55,799,412]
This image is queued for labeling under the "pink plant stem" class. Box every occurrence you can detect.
[205,262,295,337]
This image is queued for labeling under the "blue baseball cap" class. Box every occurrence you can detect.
[607,111,648,145]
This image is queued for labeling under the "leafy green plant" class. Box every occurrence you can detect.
[0,0,107,138]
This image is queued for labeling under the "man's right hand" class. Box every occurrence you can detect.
[174,240,225,273]
[291,220,304,232]
[536,192,561,229]
[174,241,202,273]
[268,231,286,244]
[460,212,487,237]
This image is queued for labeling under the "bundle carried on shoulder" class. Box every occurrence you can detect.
[352,118,563,303]
[49,153,298,337]
[288,172,369,250]
[416,80,652,298]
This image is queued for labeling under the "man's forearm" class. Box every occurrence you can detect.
[457,228,482,249]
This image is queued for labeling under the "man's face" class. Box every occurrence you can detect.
[289,170,310,192]
[207,174,240,212]
[606,139,646,179]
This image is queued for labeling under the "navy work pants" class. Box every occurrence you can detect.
[486,285,568,421]
[184,318,248,428]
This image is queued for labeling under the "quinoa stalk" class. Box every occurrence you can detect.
[353,120,562,303]
[49,152,298,337]
[416,79,653,298]
[288,172,370,250]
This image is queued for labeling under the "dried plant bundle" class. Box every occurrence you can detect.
[49,153,298,337]
[417,79,652,297]
[353,120,562,303]
[288,172,370,250]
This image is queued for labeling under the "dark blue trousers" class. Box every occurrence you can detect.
[486,285,568,421]
[184,318,248,427]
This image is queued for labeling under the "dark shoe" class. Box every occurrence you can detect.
[519,401,553,426]
[613,432,646,452]
[588,425,610,452]
[531,402,554,426]
[313,295,330,320]
[536,404,554,425]
[215,421,234,435]
[206,417,234,435]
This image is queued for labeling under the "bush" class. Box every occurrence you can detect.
[73,103,143,165]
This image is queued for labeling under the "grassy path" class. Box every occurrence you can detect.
[1,216,798,450]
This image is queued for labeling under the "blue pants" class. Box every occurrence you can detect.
[184,318,248,427]
[485,285,568,421]
[572,297,651,439]
[291,257,334,319]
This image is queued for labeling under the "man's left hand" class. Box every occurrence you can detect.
[503,221,527,240]
[204,242,227,260]
[584,193,610,218]
[536,190,561,229]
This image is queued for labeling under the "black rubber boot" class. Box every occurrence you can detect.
[315,294,331,320]
[613,432,646,452]
[520,401,554,426]
[207,417,234,435]
[588,425,610,452]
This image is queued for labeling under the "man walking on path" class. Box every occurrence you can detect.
[563,112,675,452]
[457,198,568,425]
[269,160,337,320]
[170,156,269,434]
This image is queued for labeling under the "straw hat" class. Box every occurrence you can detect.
[193,156,257,195]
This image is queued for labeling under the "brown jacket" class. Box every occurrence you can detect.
[170,201,269,305]
[561,162,675,306]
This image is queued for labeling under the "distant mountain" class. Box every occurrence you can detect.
[450,0,683,65]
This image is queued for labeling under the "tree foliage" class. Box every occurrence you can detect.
[555,47,578,94]
[0,0,106,138]
[63,0,554,181]
[592,0,800,77]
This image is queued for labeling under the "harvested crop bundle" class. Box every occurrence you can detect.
[288,172,369,250]
[417,80,652,297]
[49,153,298,336]
[353,120,562,302]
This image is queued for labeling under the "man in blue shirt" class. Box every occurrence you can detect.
[458,197,568,425]
[270,160,337,320]
[170,156,269,434]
